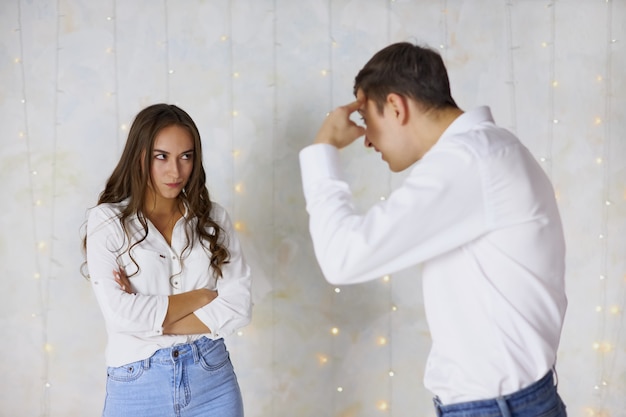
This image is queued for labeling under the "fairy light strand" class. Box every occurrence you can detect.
[594,0,618,412]
[271,1,278,415]
[110,2,121,150]
[326,2,339,413]
[505,1,518,134]
[164,0,171,101]
[546,1,556,179]
[386,2,394,414]
[16,1,50,414]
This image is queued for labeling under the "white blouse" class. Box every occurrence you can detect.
[86,200,252,367]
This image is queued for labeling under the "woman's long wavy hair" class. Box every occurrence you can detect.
[82,103,229,279]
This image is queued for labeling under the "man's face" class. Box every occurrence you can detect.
[356,89,415,172]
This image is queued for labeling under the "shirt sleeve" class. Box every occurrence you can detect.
[299,142,490,285]
[193,206,252,339]
[86,205,169,336]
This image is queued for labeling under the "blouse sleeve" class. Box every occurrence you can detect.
[86,205,169,336]
[193,205,252,338]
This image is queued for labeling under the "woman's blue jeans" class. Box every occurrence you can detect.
[433,370,567,417]
[103,337,243,417]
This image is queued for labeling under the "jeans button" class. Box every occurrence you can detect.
[173,350,179,358]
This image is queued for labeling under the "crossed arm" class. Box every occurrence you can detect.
[114,269,214,335]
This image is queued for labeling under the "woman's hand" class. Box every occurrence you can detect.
[113,268,134,294]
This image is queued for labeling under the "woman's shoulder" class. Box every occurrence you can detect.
[87,200,127,225]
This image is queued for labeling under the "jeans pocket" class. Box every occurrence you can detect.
[198,341,231,373]
[107,360,145,382]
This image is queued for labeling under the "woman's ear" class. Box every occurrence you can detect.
[386,93,409,124]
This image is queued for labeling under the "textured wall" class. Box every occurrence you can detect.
[0,0,624,416]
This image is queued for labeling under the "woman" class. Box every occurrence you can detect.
[83,104,252,417]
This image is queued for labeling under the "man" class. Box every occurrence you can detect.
[299,42,568,416]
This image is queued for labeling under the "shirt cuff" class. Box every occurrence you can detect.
[299,144,343,193]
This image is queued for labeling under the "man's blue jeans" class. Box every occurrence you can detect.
[102,337,243,417]
[433,370,567,417]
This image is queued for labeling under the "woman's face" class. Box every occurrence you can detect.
[148,125,194,202]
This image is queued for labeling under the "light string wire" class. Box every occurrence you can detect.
[15,1,50,415]
[327,2,338,414]
[505,0,518,135]
[111,1,121,150]
[546,0,556,179]
[271,0,277,415]
[164,0,171,102]
[386,1,394,415]
[595,0,619,412]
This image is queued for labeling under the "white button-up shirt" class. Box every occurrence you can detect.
[86,201,252,367]
[299,106,567,405]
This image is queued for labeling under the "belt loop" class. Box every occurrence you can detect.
[142,357,150,370]
[191,339,201,363]
[552,365,559,388]
[432,397,443,417]
[496,397,512,417]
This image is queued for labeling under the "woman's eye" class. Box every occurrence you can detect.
[181,153,193,160]
[155,154,166,160]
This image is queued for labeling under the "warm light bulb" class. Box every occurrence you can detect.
[237,331,243,336]
[233,72,240,78]
[377,400,389,411]
[610,306,620,315]
[594,117,602,125]
[337,387,343,392]
[37,241,46,250]
[391,305,397,311]
[33,272,40,279]
[234,221,244,231]
[331,327,339,335]
[220,35,228,41]
[596,157,603,164]
[232,149,241,157]
[120,123,128,131]
[334,288,341,293]
[388,370,394,377]
[232,110,238,117]
[318,354,328,364]
[234,183,243,193]
[377,337,387,346]
[552,80,558,87]
[44,343,53,353]
[382,275,390,282]
[320,69,329,76]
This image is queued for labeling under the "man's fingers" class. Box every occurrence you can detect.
[343,99,363,114]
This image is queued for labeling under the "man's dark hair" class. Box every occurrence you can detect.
[354,42,458,114]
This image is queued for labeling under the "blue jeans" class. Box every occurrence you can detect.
[433,370,567,417]
[103,337,243,417]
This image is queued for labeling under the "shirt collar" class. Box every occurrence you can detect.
[440,106,494,140]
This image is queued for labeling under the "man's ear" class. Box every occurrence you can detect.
[386,93,409,124]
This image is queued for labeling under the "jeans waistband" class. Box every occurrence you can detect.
[141,336,221,367]
[433,370,557,417]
